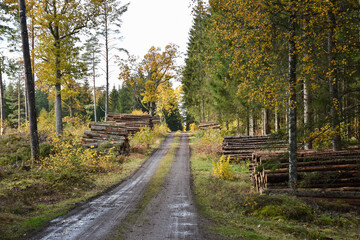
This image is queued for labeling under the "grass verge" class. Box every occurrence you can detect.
[189,133,360,240]
[111,132,182,239]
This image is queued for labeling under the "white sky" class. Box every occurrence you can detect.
[121,0,193,59]
[109,0,194,88]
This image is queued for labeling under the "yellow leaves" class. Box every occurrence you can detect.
[212,155,234,181]
[119,44,179,112]
[131,109,147,115]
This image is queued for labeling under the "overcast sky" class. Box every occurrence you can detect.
[121,0,193,59]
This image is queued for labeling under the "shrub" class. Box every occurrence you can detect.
[39,135,119,184]
[213,155,234,180]
[189,123,197,132]
[152,123,170,138]
[194,129,223,156]
[131,109,147,115]
[130,124,170,153]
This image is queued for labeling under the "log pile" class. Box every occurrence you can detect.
[199,121,220,130]
[222,135,287,162]
[152,116,160,126]
[107,113,156,134]
[81,122,130,155]
[252,149,360,204]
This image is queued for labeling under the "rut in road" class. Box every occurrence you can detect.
[31,134,174,240]
[126,132,202,240]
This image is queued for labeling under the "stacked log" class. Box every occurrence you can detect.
[222,135,287,162]
[82,122,130,155]
[251,149,360,204]
[152,116,161,126]
[107,113,156,134]
[199,121,220,130]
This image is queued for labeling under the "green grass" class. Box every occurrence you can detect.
[189,134,360,240]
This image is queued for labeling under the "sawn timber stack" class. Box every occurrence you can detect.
[107,113,158,134]
[251,149,360,205]
[82,122,130,155]
[222,135,287,162]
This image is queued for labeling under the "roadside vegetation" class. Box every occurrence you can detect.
[0,113,170,240]
[190,129,360,240]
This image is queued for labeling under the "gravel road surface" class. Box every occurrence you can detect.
[125,133,202,240]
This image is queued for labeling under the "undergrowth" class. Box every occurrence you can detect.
[0,118,168,240]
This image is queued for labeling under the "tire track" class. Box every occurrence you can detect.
[126,132,202,240]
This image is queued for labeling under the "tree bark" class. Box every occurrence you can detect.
[18,0,40,160]
[105,10,109,122]
[55,82,63,134]
[303,78,313,150]
[0,60,5,135]
[54,21,63,134]
[92,52,97,122]
[262,108,270,135]
[68,96,73,118]
[288,1,298,191]
[249,110,254,136]
[246,109,250,135]
[328,4,341,151]
[149,101,153,116]
[275,106,280,132]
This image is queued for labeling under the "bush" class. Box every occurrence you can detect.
[193,129,223,156]
[130,124,170,153]
[213,155,234,180]
[39,134,119,184]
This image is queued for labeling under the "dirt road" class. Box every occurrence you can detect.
[31,134,174,240]
[125,133,202,239]
[31,132,202,240]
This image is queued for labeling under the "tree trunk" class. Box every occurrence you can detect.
[55,82,63,134]
[54,23,63,134]
[0,61,5,135]
[68,96,73,118]
[246,109,250,135]
[93,52,97,122]
[249,110,254,136]
[236,117,240,134]
[18,75,21,129]
[18,0,40,160]
[201,96,205,122]
[262,108,270,135]
[288,1,298,191]
[149,101,153,116]
[24,77,28,121]
[105,11,109,122]
[303,78,313,150]
[328,4,341,151]
[275,106,280,132]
